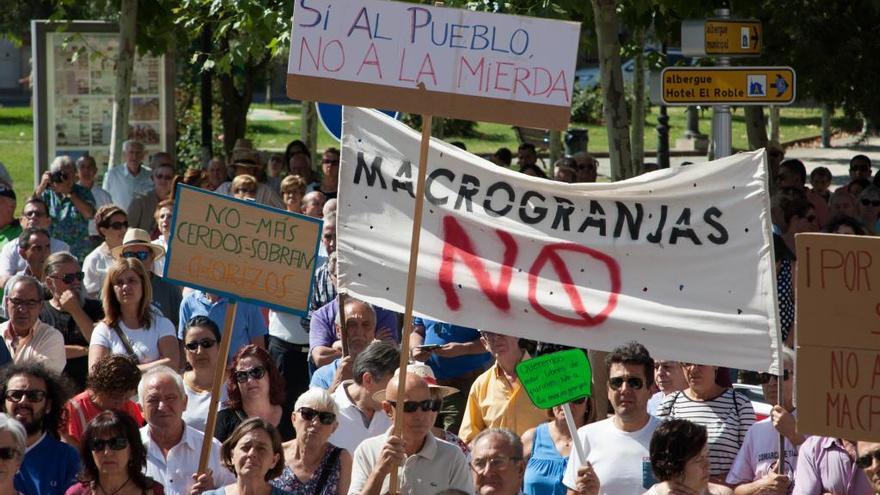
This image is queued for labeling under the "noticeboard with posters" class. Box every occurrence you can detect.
[31,20,174,182]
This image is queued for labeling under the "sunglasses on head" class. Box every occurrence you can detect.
[298,407,336,425]
[0,447,19,460]
[608,376,644,391]
[388,399,442,413]
[758,369,791,383]
[5,389,46,403]
[861,198,880,207]
[51,271,85,284]
[89,436,129,452]
[856,449,880,469]
[122,251,150,261]
[233,366,266,383]
[107,221,128,230]
[184,338,216,351]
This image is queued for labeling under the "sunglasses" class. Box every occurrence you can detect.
[297,407,336,425]
[0,447,19,460]
[184,338,217,351]
[758,370,791,383]
[89,436,129,452]
[861,198,880,207]
[388,399,442,413]
[856,449,880,469]
[608,376,644,391]
[122,251,150,261]
[107,221,129,230]
[5,389,46,403]
[233,366,266,383]
[322,159,339,165]
[51,271,85,284]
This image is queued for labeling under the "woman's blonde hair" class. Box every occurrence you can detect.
[280,175,307,196]
[102,258,153,329]
[231,174,257,193]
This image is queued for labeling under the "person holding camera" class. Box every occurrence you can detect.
[34,155,95,261]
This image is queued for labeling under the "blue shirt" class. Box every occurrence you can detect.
[178,291,268,362]
[42,184,95,260]
[14,434,80,495]
[413,318,492,380]
[310,358,341,389]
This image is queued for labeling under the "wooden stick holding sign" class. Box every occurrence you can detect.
[198,302,238,473]
[388,105,434,495]
[338,291,349,357]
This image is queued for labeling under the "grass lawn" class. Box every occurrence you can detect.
[0,101,842,213]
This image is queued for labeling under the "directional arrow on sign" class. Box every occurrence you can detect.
[772,75,789,97]
[750,26,759,48]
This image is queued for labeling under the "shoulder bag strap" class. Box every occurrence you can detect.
[315,446,342,492]
[110,323,138,361]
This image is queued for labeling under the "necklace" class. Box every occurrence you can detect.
[98,477,130,495]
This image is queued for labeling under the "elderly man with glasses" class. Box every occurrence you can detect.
[0,197,70,294]
[1,275,65,373]
[471,428,527,495]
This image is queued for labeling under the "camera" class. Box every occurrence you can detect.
[49,171,66,183]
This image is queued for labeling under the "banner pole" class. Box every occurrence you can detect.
[388,109,433,495]
[562,402,587,465]
[197,300,238,474]
[338,291,349,357]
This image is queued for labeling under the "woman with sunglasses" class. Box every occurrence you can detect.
[522,395,596,495]
[232,175,258,201]
[215,345,295,443]
[0,413,26,495]
[656,363,755,484]
[66,409,163,495]
[88,258,179,371]
[83,205,129,298]
[271,389,351,494]
[182,316,228,432]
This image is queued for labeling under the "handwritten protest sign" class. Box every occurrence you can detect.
[795,233,880,441]
[518,349,592,409]
[286,0,581,129]
[165,184,322,315]
[337,108,781,372]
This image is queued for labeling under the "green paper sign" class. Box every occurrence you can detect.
[516,349,592,409]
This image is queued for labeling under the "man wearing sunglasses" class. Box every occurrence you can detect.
[0,198,70,296]
[564,341,660,495]
[0,363,80,495]
[113,228,182,327]
[350,372,472,495]
[727,347,799,494]
[139,366,234,495]
[857,441,880,493]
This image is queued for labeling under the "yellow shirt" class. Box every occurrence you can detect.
[459,352,546,443]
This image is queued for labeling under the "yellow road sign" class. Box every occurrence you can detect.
[660,67,796,106]
[682,19,762,57]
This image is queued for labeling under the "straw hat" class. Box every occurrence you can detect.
[232,149,261,169]
[110,228,166,261]
[372,362,459,402]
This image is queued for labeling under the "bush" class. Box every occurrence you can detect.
[401,114,479,137]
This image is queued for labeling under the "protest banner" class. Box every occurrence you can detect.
[286,0,581,130]
[337,107,782,372]
[165,184,323,470]
[795,233,880,441]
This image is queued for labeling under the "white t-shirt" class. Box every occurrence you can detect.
[725,414,799,487]
[182,380,228,433]
[83,243,114,296]
[563,416,660,495]
[90,314,176,364]
[329,381,392,454]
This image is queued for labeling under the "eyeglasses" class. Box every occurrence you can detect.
[5,389,47,403]
[107,221,129,230]
[297,407,336,425]
[122,251,150,261]
[861,199,880,207]
[7,298,41,310]
[184,338,217,351]
[856,449,880,468]
[608,376,644,390]
[758,370,791,383]
[471,455,523,471]
[0,447,19,460]
[233,366,266,383]
[51,271,85,284]
[22,210,47,218]
[89,436,129,452]
[387,399,442,413]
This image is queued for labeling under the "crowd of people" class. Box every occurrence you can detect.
[0,136,877,495]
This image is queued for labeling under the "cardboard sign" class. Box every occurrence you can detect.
[164,184,322,315]
[517,349,592,409]
[661,67,796,106]
[337,108,782,372]
[286,0,581,130]
[795,233,880,441]
[681,19,762,57]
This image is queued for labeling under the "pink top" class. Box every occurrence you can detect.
[792,436,873,495]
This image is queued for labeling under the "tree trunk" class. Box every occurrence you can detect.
[821,103,832,148]
[630,28,646,177]
[199,24,213,166]
[217,35,269,156]
[108,0,137,168]
[431,117,445,140]
[591,0,632,181]
[745,106,768,150]
[301,101,318,155]
[768,106,780,142]
[549,130,563,170]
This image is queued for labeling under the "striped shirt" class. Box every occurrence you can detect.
[656,389,756,477]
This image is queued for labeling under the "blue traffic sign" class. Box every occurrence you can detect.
[316,103,398,141]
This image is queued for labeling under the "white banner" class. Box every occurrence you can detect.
[337,108,781,372]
